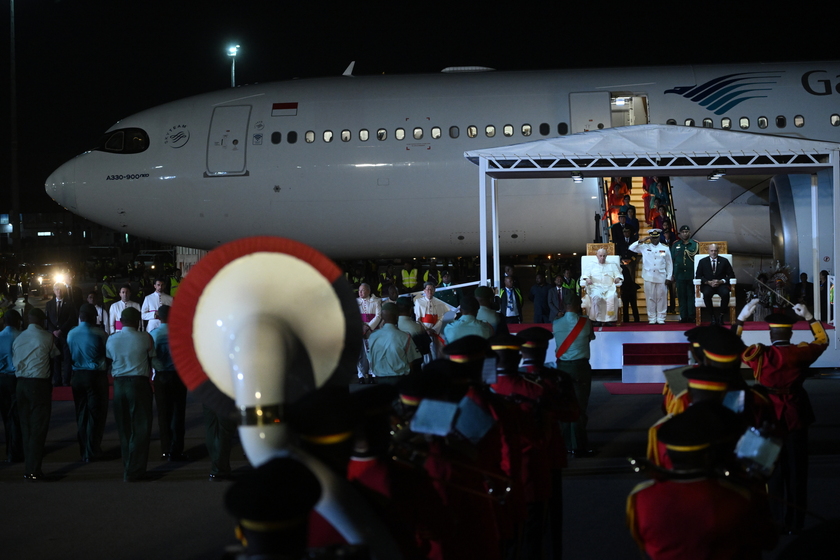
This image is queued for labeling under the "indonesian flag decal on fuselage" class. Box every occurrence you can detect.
[272,102,298,117]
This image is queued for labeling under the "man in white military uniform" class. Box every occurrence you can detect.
[580,248,623,326]
[629,230,673,325]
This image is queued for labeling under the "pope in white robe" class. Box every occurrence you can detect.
[581,249,623,323]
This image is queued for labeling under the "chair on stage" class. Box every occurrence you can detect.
[692,241,735,326]
[580,243,623,326]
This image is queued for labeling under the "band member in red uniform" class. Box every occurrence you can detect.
[488,334,551,560]
[628,402,777,560]
[734,301,828,534]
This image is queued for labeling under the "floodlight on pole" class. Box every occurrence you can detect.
[228,44,240,87]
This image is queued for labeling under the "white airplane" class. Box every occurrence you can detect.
[45,61,840,266]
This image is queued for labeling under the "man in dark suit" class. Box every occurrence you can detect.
[620,255,641,323]
[694,244,734,325]
[615,227,639,282]
[548,274,568,320]
[610,212,630,246]
[45,282,77,386]
[498,276,523,324]
[614,226,638,257]
[793,272,815,309]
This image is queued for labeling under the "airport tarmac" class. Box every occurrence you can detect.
[1,285,839,558]
[1,373,839,559]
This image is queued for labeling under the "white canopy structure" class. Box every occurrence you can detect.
[465,124,840,329]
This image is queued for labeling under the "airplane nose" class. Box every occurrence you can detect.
[45,158,77,211]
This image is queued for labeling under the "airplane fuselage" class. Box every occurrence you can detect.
[46,62,840,259]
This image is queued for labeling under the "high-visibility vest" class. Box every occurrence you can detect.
[102,283,118,304]
[401,269,418,289]
[423,270,441,285]
[169,276,181,297]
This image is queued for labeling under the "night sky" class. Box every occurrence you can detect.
[0,1,837,212]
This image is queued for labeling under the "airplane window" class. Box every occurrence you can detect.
[323,131,333,143]
[341,130,351,142]
[288,131,298,144]
[305,131,316,143]
[103,132,124,152]
[377,129,387,141]
[702,118,713,128]
[449,126,460,139]
[558,123,568,135]
[721,118,731,129]
[739,117,750,129]
[776,116,786,128]
[832,114,840,126]
[794,115,805,127]
[758,117,769,129]
[684,119,695,127]
[485,126,495,138]
[97,128,149,154]
[271,132,282,144]
[539,123,550,135]
[432,127,442,139]
[666,119,677,125]
[126,132,147,152]
[414,127,423,140]
[503,125,514,137]
[396,128,405,140]
[522,124,532,136]
[360,129,369,141]
[467,126,478,138]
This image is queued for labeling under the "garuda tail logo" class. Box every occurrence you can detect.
[665,71,783,115]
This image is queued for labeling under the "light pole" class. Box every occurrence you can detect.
[9,0,19,251]
[227,44,240,87]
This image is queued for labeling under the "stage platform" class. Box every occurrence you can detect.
[510,321,839,383]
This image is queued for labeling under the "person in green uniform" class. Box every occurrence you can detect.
[442,296,493,343]
[670,225,699,323]
[106,307,155,481]
[553,300,596,456]
[436,270,461,308]
[368,303,420,380]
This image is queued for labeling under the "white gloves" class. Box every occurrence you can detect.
[793,304,814,321]
[738,298,760,322]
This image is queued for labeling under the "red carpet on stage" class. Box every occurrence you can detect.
[603,382,664,395]
[509,321,830,333]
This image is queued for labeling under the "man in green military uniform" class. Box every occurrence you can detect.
[435,270,461,308]
[670,225,699,323]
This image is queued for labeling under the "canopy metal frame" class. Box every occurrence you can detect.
[466,125,840,335]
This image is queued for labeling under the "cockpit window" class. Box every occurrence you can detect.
[96,128,149,154]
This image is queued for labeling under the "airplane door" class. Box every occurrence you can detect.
[569,92,611,133]
[206,105,251,176]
